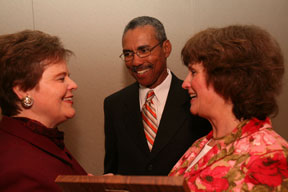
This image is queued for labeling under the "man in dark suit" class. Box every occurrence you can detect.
[104,16,211,175]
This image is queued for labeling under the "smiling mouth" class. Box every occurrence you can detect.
[190,93,197,99]
[137,68,150,74]
[63,97,73,101]
[131,65,152,74]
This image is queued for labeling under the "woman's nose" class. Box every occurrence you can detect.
[68,77,78,90]
[182,73,191,90]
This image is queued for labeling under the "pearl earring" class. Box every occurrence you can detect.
[21,95,34,108]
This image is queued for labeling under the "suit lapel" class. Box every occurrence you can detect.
[152,74,189,156]
[0,116,73,165]
[122,83,150,155]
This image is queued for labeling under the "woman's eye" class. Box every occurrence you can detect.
[191,70,196,76]
[58,77,65,81]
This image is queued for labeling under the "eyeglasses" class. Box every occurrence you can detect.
[119,42,163,62]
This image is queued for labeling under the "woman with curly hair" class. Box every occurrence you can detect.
[169,25,288,191]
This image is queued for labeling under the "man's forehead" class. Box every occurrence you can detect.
[122,26,158,49]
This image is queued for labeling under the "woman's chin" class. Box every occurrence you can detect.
[65,109,76,119]
[190,108,198,116]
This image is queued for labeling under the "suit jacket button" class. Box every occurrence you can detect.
[147,164,153,171]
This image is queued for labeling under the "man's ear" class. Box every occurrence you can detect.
[162,40,172,58]
[13,85,26,100]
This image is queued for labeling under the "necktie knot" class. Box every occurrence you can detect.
[146,90,155,102]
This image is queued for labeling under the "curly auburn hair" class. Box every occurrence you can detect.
[0,30,73,116]
[182,25,284,120]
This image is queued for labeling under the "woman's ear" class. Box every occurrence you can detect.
[162,40,172,58]
[13,85,26,100]
[13,86,34,109]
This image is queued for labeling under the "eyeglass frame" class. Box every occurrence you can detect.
[119,41,164,62]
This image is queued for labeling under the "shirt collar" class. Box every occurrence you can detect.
[139,69,172,105]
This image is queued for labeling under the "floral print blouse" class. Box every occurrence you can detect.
[169,118,288,192]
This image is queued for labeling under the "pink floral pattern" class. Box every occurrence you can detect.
[169,118,288,191]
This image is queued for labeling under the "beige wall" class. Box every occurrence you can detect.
[0,0,287,175]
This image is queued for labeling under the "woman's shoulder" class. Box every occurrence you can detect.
[250,127,288,149]
[233,127,287,156]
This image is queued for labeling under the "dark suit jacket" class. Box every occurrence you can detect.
[104,73,211,175]
[0,116,86,192]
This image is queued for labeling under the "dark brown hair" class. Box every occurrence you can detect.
[182,25,284,120]
[0,30,73,116]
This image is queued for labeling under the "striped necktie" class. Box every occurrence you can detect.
[142,90,157,151]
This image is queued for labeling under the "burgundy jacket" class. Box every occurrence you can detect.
[0,116,86,192]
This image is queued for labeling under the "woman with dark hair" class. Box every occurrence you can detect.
[169,25,288,191]
[0,30,86,191]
